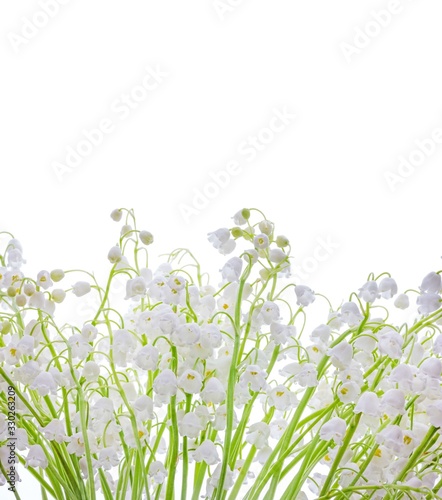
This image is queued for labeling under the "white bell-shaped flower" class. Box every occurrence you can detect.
[125,276,146,300]
[178,369,203,394]
[110,208,123,221]
[319,417,347,445]
[295,285,315,307]
[246,422,270,449]
[389,364,415,391]
[270,322,295,345]
[310,324,331,345]
[328,341,353,369]
[267,385,298,411]
[380,389,405,417]
[37,270,53,290]
[259,301,280,324]
[417,292,441,315]
[340,302,363,326]
[30,371,57,396]
[68,334,92,359]
[72,281,91,297]
[379,277,398,299]
[420,272,442,294]
[269,418,288,439]
[433,334,442,355]
[337,381,361,404]
[91,397,114,422]
[171,323,200,346]
[376,425,404,454]
[193,440,220,465]
[153,369,177,398]
[201,377,226,404]
[25,445,48,469]
[253,233,269,250]
[67,430,98,457]
[148,461,167,484]
[427,401,442,428]
[208,228,236,255]
[179,412,204,438]
[40,419,68,444]
[420,358,442,379]
[221,257,243,282]
[232,209,249,226]
[98,447,120,471]
[294,363,318,387]
[205,464,234,497]
[377,328,403,359]
[82,361,100,382]
[394,293,409,309]
[240,365,267,392]
[354,392,381,417]
[139,230,154,246]
[269,248,286,263]
[81,324,98,341]
[133,395,154,421]
[208,228,230,248]
[107,246,122,263]
[358,281,379,303]
[14,360,41,385]
[134,345,159,371]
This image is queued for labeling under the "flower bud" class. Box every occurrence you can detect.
[121,224,132,238]
[50,269,65,282]
[269,248,286,263]
[72,281,91,297]
[139,231,154,246]
[259,268,271,281]
[23,282,36,296]
[276,235,289,248]
[52,289,66,303]
[7,286,17,297]
[231,227,243,238]
[107,246,122,264]
[15,294,27,307]
[110,208,123,222]
[394,293,409,309]
[1,321,11,334]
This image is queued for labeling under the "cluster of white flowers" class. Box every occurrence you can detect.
[0,208,442,500]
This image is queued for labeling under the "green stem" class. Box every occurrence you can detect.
[165,346,179,500]
[215,262,252,500]
[181,394,192,500]
[319,413,362,497]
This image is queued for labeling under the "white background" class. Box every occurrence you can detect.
[1,0,442,497]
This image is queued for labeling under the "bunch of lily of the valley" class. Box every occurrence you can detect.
[0,208,442,500]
